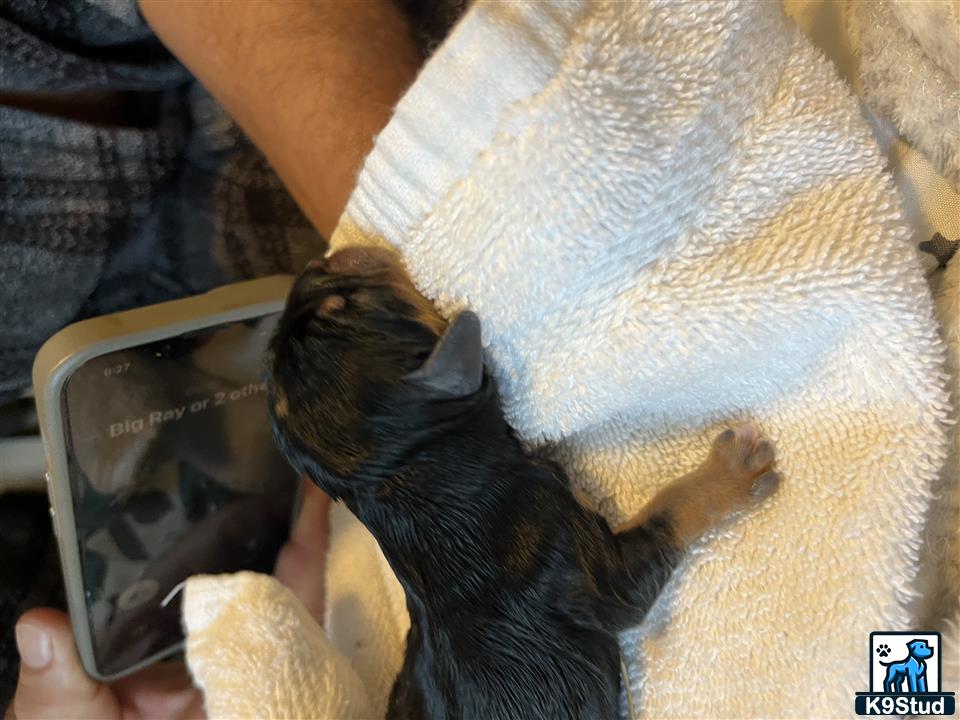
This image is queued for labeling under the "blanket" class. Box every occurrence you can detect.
[183,1,952,717]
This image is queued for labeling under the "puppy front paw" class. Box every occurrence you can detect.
[709,423,779,509]
[622,423,781,547]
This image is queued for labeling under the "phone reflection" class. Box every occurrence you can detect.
[62,315,298,677]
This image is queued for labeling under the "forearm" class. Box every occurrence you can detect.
[139,0,423,239]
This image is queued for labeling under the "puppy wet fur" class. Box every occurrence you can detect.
[268,246,780,720]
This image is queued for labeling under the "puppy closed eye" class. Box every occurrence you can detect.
[317,294,347,315]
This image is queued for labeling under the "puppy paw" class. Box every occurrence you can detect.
[708,423,779,509]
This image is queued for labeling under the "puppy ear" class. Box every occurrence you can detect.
[404,311,483,397]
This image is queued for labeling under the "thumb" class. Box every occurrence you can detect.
[10,609,121,720]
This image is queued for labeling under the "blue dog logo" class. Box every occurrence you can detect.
[880,639,934,694]
[855,631,955,716]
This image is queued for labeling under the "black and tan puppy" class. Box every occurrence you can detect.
[268,246,780,720]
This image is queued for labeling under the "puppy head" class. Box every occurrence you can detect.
[268,246,484,498]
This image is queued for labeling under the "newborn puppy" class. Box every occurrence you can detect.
[268,246,780,720]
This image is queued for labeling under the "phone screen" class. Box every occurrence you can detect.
[59,314,297,677]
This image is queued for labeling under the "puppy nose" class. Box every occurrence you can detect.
[324,246,399,275]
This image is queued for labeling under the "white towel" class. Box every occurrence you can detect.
[183,1,953,717]
[183,572,373,720]
[787,0,960,683]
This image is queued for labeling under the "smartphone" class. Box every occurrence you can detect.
[32,276,299,681]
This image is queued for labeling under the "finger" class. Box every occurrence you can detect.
[273,478,332,623]
[11,609,120,720]
[111,661,205,720]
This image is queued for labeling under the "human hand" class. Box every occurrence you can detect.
[6,480,331,720]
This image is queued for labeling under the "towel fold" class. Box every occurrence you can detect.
[184,572,373,720]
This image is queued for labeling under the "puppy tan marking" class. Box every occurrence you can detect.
[318,294,347,314]
[326,246,448,334]
[273,388,288,419]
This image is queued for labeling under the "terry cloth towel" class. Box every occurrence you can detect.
[842,0,960,651]
[840,1,960,650]
[787,0,960,683]
[183,1,953,718]
[183,572,374,720]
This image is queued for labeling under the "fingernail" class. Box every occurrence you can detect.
[16,624,52,670]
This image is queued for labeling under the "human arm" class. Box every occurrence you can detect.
[138,0,423,239]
